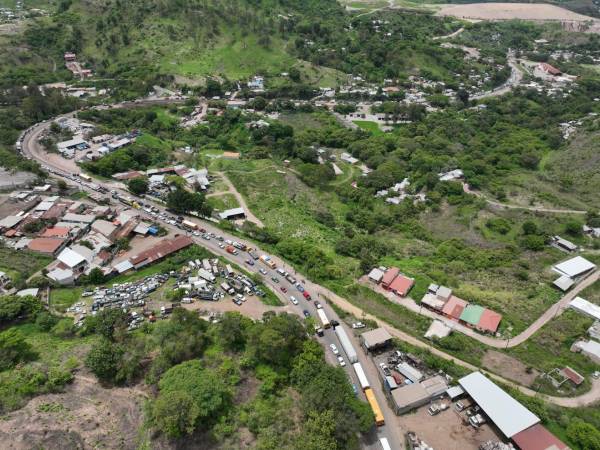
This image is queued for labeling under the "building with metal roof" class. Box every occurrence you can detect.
[553,256,596,279]
[389,383,430,415]
[460,304,485,326]
[442,295,467,320]
[569,296,600,321]
[511,423,569,450]
[218,208,246,220]
[459,372,540,438]
[553,275,575,292]
[571,340,600,364]
[381,267,399,288]
[57,247,87,269]
[360,327,393,352]
[477,309,502,334]
[388,274,414,297]
[368,267,385,283]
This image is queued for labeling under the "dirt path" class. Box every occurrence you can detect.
[432,26,465,40]
[463,182,587,214]
[215,171,264,228]
[360,270,600,349]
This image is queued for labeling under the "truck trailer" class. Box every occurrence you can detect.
[334,325,358,363]
[316,308,331,329]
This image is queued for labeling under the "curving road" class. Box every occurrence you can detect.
[472,51,524,100]
[19,105,600,414]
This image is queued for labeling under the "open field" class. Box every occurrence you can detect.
[353,120,384,135]
[436,2,600,22]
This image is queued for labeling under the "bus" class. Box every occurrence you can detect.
[364,388,385,426]
[80,173,92,182]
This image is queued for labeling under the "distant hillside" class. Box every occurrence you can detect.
[0,0,483,90]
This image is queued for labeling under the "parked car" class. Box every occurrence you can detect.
[271,276,279,283]
[290,296,298,305]
[352,322,366,329]
[259,268,268,275]
[330,344,339,355]
[315,301,322,309]
[295,283,305,293]
[280,286,287,293]
[245,259,254,266]
[337,356,346,367]
[302,310,310,318]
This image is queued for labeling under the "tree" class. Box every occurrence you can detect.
[150,390,200,438]
[128,176,148,195]
[57,179,68,193]
[566,420,600,450]
[166,188,212,216]
[0,328,36,370]
[564,219,583,237]
[289,67,301,82]
[0,294,43,325]
[457,89,470,106]
[86,308,129,341]
[522,221,538,235]
[151,360,231,436]
[85,338,124,382]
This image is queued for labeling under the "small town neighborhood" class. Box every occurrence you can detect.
[2,0,600,448]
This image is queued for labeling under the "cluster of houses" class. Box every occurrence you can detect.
[113,164,210,195]
[375,178,426,205]
[420,284,503,334]
[368,267,415,297]
[52,117,139,159]
[64,52,92,80]
[0,192,187,285]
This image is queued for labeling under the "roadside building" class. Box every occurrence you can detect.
[16,288,39,298]
[219,208,246,221]
[0,215,23,231]
[553,256,596,280]
[91,219,118,241]
[441,295,467,320]
[512,423,569,450]
[57,137,88,154]
[571,340,600,364]
[39,226,71,239]
[57,247,88,272]
[47,268,75,285]
[477,309,503,334]
[389,383,430,415]
[127,235,193,269]
[27,237,66,255]
[568,296,600,321]
[459,372,540,439]
[62,213,95,226]
[381,267,400,289]
[368,267,385,283]
[360,327,393,353]
[459,304,485,328]
[388,274,414,297]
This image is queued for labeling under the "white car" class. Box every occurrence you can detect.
[259,268,268,275]
[330,344,339,355]
[352,322,366,329]
[337,356,346,367]
[290,296,298,305]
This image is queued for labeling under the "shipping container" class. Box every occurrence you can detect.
[225,264,234,277]
[335,326,358,363]
[198,268,215,282]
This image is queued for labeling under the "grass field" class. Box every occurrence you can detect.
[206,193,240,212]
[353,120,384,136]
[50,288,84,313]
[0,247,51,289]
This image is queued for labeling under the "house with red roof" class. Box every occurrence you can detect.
[388,274,414,297]
[381,267,400,289]
[441,295,467,321]
[477,309,502,334]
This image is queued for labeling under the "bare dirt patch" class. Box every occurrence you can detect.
[483,350,540,387]
[396,403,500,450]
[185,295,292,321]
[0,372,146,450]
[436,2,599,22]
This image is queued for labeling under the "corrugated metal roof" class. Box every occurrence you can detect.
[477,309,502,333]
[361,327,392,349]
[459,372,540,438]
[512,423,569,450]
[569,296,600,321]
[442,295,467,319]
[460,304,485,325]
[553,256,596,278]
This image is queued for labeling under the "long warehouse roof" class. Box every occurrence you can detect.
[459,372,540,438]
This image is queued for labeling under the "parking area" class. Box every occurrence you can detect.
[397,401,499,450]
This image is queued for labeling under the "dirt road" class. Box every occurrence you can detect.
[463,182,587,214]
[215,171,264,228]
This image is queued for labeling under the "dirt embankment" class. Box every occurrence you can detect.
[0,373,146,450]
[436,3,600,29]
